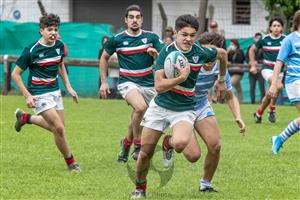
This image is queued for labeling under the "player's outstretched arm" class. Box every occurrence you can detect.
[215,47,227,101]
[226,91,246,135]
[59,62,78,103]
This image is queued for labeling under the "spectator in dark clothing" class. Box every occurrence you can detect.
[228,39,245,103]
[246,32,265,104]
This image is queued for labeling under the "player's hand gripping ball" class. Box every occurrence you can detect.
[164,51,187,78]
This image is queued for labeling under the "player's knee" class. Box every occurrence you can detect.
[138,150,152,161]
[53,123,65,136]
[140,144,156,158]
[173,140,189,153]
[186,152,201,163]
[134,104,148,115]
[208,142,221,155]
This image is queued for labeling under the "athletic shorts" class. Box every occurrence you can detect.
[141,100,196,132]
[261,69,283,81]
[117,82,156,105]
[32,90,64,115]
[285,77,300,103]
[195,103,215,122]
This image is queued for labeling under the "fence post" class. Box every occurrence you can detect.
[2,55,12,95]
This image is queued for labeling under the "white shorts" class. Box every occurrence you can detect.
[141,100,196,132]
[285,78,300,103]
[261,69,283,81]
[117,82,156,105]
[32,90,64,115]
[195,104,215,122]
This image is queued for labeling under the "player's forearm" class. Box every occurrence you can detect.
[217,48,227,77]
[227,93,241,120]
[155,70,185,93]
[59,63,72,89]
[271,60,284,84]
[248,45,256,65]
[12,73,31,98]
[99,57,109,83]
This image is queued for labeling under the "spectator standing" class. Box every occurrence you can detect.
[246,32,265,104]
[228,39,245,103]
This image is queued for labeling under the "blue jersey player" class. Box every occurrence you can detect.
[269,10,300,154]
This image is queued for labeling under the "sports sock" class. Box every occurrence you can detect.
[256,108,263,116]
[163,135,172,150]
[21,113,32,124]
[64,154,75,166]
[200,179,212,190]
[124,137,132,150]
[133,138,141,145]
[136,179,147,190]
[279,120,300,142]
[268,105,276,112]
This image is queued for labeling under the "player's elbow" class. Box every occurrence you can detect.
[154,85,164,93]
[217,48,227,62]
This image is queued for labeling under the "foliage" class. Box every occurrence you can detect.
[263,0,300,30]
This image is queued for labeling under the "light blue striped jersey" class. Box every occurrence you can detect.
[277,31,300,84]
[195,63,232,110]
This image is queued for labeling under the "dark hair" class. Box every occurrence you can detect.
[175,14,199,32]
[101,36,109,45]
[230,39,240,49]
[254,32,262,37]
[125,5,143,18]
[293,10,300,31]
[269,17,284,28]
[39,13,60,28]
[198,32,224,48]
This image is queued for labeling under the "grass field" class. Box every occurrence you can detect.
[1,95,299,200]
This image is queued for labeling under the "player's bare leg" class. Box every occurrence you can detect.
[132,127,162,198]
[195,116,221,192]
[117,89,148,163]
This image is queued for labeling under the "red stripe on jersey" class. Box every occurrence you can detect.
[31,79,57,85]
[120,69,153,77]
[191,66,202,71]
[263,61,274,67]
[37,60,61,67]
[117,47,148,55]
[262,48,280,52]
[170,88,195,96]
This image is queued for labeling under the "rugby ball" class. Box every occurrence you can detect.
[164,51,187,79]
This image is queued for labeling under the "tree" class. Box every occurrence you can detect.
[263,0,300,32]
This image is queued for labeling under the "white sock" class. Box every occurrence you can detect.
[200,179,212,189]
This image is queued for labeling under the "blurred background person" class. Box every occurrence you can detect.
[163,26,175,40]
[208,20,226,49]
[246,32,265,104]
[163,36,173,45]
[228,39,245,103]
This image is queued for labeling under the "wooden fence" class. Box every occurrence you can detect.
[0,54,260,95]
